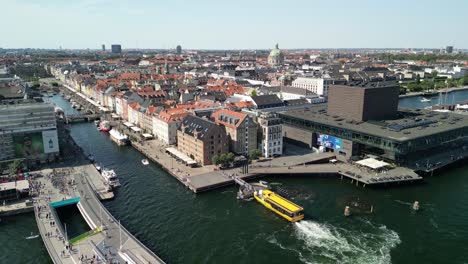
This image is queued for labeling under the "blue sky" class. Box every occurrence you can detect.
[2,0,467,49]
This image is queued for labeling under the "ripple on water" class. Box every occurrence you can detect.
[267,219,400,264]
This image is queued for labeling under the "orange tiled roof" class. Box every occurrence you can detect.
[157,109,188,123]
[211,109,247,129]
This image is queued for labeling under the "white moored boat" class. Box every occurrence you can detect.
[142,159,149,165]
[101,169,120,188]
[109,129,129,146]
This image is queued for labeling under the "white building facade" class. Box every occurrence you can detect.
[258,113,283,158]
[291,77,333,97]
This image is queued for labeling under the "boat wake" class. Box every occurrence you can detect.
[269,219,400,264]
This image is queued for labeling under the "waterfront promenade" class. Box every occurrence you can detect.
[132,140,336,192]
[33,165,165,264]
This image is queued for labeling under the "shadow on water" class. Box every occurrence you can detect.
[54,204,90,240]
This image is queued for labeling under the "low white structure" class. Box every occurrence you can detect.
[355,158,390,170]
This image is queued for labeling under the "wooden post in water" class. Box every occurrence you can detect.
[344,206,351,217]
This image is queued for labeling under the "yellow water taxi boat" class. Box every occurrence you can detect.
[254,189,304,222]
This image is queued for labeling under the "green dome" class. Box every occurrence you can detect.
[269,43,282,58]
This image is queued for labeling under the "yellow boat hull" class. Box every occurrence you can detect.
[254,194,304,222]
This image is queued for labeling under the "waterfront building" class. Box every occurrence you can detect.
[111,44,122,54]
[211,109,257,155]
[280,82,468,164]
[119,91,144,121]
[128,102,141,126]
[141,106,159,135]
[268,44,284,66]
[153,109,188,145]
[327,81,399,122]
[291,77,333,97]
[258,113,283,158]
[177,115,229,165]
[0,99,59,163]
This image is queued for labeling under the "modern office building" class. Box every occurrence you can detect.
[176,45,182,55]
[280,81,468,166]
[0,99,59,163]
[111,44,122,54]
[446,45,454,54]
[291,77,333,97]
[327,81,399,122]
[102,44,106,51]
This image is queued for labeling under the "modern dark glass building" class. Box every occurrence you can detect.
[111,44,122,54]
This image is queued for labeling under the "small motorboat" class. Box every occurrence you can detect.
[95,163,102,172]
[142,159,149,165]
[26,232,39,240]
[420,97,431,103]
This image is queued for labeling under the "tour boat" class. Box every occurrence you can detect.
[109,129,129,146]
[101,169,120,188]
[94,163,101,172]
[254,189,304,222]
[99,121,112,132]
[420,97,431,103]
[141,159,149,165]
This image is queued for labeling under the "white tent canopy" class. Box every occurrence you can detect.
[130,126,142,132]
[355,158,390,170]
[142,133,153,139]
[166,147,197,166]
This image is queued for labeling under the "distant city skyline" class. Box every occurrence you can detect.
[2,0,467,50]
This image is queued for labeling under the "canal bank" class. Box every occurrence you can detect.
[399,86,468,98]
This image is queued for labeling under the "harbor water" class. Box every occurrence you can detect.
[2,93,468,264]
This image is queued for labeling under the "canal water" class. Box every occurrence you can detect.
[2,92,468,264]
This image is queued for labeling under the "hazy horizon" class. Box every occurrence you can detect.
[2,0,467,50]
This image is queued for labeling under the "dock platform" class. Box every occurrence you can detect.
[33,166,165,264]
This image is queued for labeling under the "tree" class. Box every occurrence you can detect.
[249,149,262,160]
[8,160,22,177]
[212,155,222,166]
[431,71,438,78]
[213,153,235,168]
[251,90,257,97]
[224,153,235,166]
[51,82,59,87]
[416,74,421,84]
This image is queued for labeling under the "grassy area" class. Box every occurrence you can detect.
[68,227,101,245]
